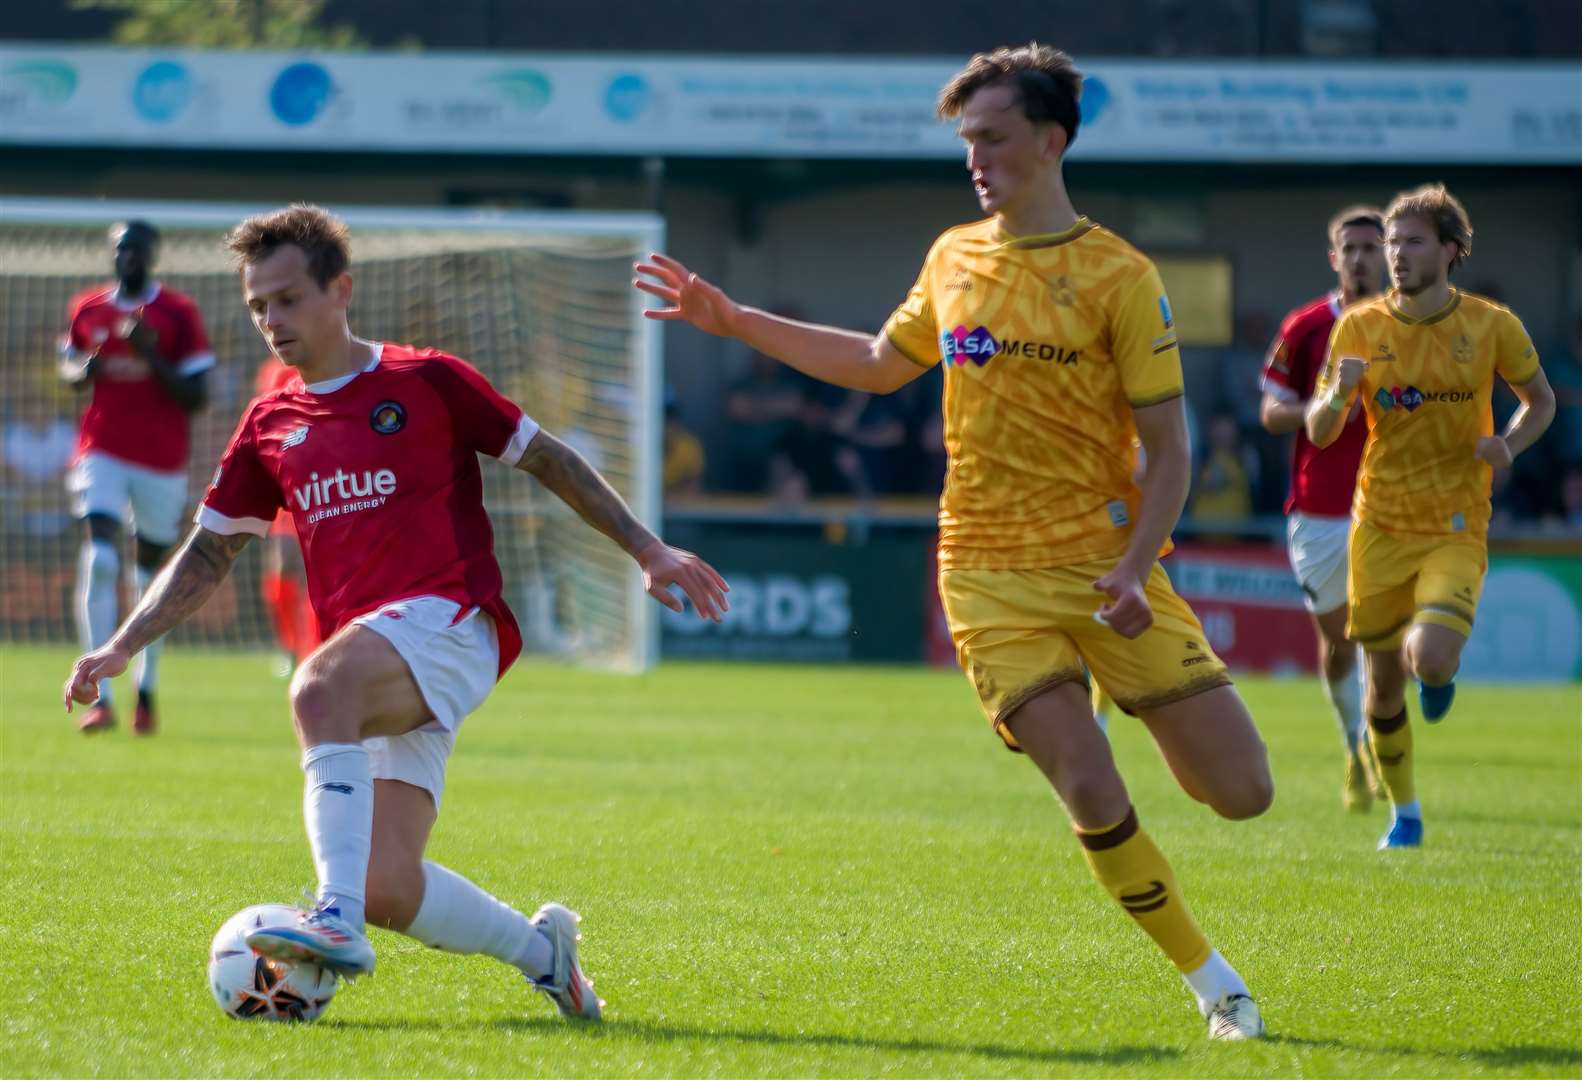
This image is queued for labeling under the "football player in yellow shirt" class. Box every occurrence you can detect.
[1307,184,1554,850]
[635,43,1271,1040]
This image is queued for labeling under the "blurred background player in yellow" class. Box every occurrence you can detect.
[636,42,1273,1040]
[1307,183,1555,850]
[1260,205,1388,812]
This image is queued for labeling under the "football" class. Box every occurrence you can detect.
[208,904,338,1022]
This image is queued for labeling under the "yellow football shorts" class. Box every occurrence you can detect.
[938,560,1232,752]
[1347,519,1486,652]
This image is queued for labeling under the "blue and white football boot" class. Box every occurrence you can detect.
[245,903,376,980]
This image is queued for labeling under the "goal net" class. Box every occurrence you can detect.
[0,197,663,671]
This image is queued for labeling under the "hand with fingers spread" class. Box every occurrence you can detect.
[636,540,730,622]
[1092,562,1154,640]
[64,643,131,712]
[633,254,742,338]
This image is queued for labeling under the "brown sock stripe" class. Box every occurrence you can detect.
[1369,707,1408,734]
[1076,805,1139,851]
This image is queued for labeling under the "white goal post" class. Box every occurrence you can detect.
[0,196,665,672]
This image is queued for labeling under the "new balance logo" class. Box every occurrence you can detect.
[322,783,354,795]
[1119,880,1169,914]
[281,425,310,450]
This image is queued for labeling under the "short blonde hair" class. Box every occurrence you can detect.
[1386,183,1473,271]
[226,204,350,287]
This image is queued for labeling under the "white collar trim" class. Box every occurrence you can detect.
[303,343,383,395]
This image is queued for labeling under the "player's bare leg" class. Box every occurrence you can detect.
[1312,605,1379,809]
[1138,685,1274,821]
[1007,682,1262,1039]
[1403,622,1464,723]
[74,513,122,733]
[1363,647,1421,848]
[369,779,601,1019]
[244,625,428,976]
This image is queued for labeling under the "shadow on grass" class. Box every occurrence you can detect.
[1270,1034,1582,1068]
[325,1015,1181,1066]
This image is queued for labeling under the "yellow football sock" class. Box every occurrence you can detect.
[1077,807,1212,973]
[1368,708,1416,805]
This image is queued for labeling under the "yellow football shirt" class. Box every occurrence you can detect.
[883,217,1183,570]
[1319,288,1540,539]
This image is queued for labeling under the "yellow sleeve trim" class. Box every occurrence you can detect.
[885,329,938,369]
[1127,388,1185,409]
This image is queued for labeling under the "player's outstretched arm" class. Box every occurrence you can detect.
[63,527,253,709]
[1092,397,1193,639]
[1478,367,1556,469]
[1259,388,1306,435]
[634,253,923,394]
[517,430,729,621]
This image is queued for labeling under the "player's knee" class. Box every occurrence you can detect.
[1322,642,1356,681]
[1413,652,1459,688]
[1211,760,1274,820]
[288,665,355,745]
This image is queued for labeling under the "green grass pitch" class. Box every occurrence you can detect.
[2,646,1579,1077]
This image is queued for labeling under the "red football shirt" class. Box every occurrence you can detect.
[253,357,304,540]
[198,343,538,676]
[1261,293,1367,517]
[61,283,214,472]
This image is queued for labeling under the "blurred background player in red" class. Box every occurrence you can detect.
[59,220,213,735]
[254,355,319,675]
[1259,205,1387,811]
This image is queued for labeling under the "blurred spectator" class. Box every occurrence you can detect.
[902,365,948,496]
[1190,413,1259,534]
[723,350,813,495]
[1,394,76,537]
[1546,315,1582,468]
[1563,466,1582,530]
[831,390,908,497]
[662,391,705,497]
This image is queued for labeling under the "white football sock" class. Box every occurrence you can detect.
[132,563,163,694]
[1182,948,1251,1016]
[1322,656,1364,754]
[404,861,554,978]
[301,742,372,931]
[76,538,119,704]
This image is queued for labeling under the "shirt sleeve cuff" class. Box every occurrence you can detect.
[195,504,272,536]
[1260,378,1299,402]
[497,413,541,466]
[177,351,217,376]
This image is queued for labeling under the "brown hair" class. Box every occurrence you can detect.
[1385,183,1473,271]
[1327,204,1383,247]
[226,204,350,287]
[937,43,1084,149]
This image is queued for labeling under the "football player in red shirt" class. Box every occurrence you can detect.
[1258,206,1386,811]
[60,221,213,735]
[64,205,728,1019]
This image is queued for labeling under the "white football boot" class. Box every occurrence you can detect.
[526,903,603,1020]
[246,904,375,980]
[1207,992,1264,1040]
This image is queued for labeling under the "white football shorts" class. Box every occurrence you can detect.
[352,595,500,809]
[68,450,188,545]
[1286,511,1352,615]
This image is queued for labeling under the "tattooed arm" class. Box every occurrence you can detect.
[64,527,253,708]
[515,430,729,620]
